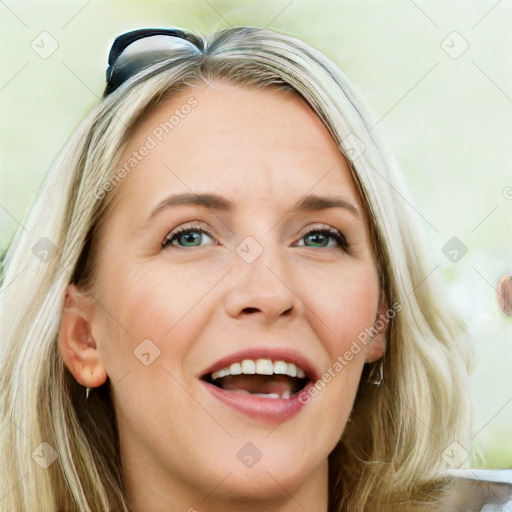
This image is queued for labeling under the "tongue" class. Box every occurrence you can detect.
[217,374,296,395]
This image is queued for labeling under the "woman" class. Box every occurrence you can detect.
[0,25,482,511]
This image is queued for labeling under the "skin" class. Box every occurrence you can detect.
[59,80,387,512]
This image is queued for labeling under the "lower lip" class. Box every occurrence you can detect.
[201,380,311,424]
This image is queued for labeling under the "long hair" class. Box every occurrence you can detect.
[0,26,474,511]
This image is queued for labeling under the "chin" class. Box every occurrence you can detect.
[213,468,307,502]
[198,451,323,502]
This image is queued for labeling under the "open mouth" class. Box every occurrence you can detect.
[201,359,311,399]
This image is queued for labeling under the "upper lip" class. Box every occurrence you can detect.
[199,346,320,382]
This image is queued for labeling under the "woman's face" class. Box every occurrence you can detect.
[83,81,385,509]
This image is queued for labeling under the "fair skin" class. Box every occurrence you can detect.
[59,81,387,512]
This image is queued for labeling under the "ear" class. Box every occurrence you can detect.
[364,298,388,364]
[58,284,107,389]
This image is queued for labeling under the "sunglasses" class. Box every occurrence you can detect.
[103,28,204,97]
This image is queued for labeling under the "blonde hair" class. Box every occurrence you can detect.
[0,26,474,511]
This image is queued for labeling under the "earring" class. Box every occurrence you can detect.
[85,387,91,401]
[367,361,384,387]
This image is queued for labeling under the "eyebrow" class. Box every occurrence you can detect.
[144,192,362,226]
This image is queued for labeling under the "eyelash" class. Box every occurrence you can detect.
[162,225,215,249]
[162,224,349,251]
[299,226,349,250]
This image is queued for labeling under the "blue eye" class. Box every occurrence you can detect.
[297,227,348,250]
[162,225,348,251]
[162,227,214,248]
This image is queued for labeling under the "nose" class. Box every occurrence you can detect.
[224,246,303,324]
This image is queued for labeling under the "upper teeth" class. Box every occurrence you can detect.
[211,359,306,380]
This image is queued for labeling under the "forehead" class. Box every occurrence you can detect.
[108,80,363,217]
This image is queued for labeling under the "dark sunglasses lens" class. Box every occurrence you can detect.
[104,28,202,96]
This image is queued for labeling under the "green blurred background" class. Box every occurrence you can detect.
[1,0,511,467]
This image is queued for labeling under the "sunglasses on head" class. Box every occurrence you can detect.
[103,28,204,97]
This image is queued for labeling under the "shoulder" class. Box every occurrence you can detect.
[438,469,512,512]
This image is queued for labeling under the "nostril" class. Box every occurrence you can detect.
[239,305,294,316]
[242,307,260,314]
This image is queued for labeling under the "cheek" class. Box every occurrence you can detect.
[301,263,380,358]
[291,263,379,420]
[91,265,210,439]
[93,259,225,377]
